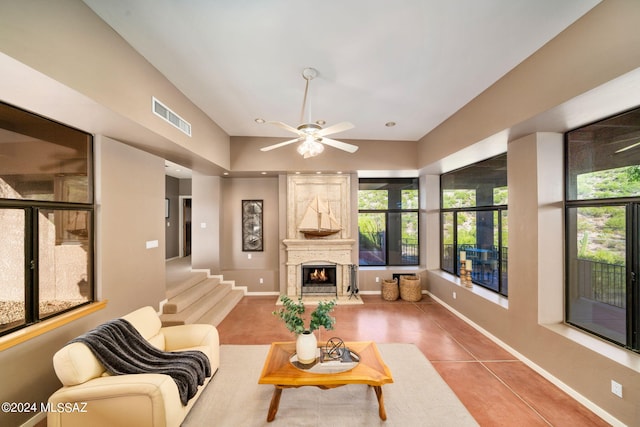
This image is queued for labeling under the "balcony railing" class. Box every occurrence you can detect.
[443,247,626,307]
[358,233,418,265]
[443,244,508,296]
[576,258,626,309]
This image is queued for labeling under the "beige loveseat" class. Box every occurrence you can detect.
[48,306,219,427]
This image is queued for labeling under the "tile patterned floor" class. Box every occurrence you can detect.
[216,295,610,427]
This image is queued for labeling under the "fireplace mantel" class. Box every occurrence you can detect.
[283,239,356,250]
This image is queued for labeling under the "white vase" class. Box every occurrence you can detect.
[296,330,317,364]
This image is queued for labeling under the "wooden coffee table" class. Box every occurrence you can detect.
[258,341,393,422]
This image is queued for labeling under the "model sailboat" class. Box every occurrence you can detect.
[298,195,341,237]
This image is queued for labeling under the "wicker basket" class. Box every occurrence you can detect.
[399,275,422,302]
[381,279,399,301]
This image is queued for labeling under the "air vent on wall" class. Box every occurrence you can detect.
[152,97,192,136]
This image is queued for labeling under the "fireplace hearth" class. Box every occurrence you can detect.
[301,265,337,296]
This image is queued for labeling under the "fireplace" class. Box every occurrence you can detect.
[283,174,355,298]
[301,264,337,296]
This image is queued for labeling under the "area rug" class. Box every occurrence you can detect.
[183,343,478,426]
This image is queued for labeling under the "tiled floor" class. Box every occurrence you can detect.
[216,295,610,427]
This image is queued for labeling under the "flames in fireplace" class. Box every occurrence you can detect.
[310,268,328,283]
[302,265,336,296]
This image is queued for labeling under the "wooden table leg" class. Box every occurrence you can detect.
[373,386,387,420]
[267,386,283,422]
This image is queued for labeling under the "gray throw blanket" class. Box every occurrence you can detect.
[71,318,211,405]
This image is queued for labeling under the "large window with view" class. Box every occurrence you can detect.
[0,102,93,337]
[358,178,419,266]
[566,106,640,352]
[440,154,508,296]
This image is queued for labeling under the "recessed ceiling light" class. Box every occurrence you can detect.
[385,121,396,127]
[255,118,265,124]
[316,171,322,174]
[261,171,267,175]
[223,172,229,176]
[337,171,343,174]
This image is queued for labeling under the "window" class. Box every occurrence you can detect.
[566,106,640,352]
[358,178,419,266]
[0,101,93,337]
[440,154,508,296]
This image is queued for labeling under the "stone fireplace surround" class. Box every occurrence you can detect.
[284,174,355,298]
[284,239,355,297]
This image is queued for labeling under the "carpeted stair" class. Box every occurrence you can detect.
[161,272,244,327]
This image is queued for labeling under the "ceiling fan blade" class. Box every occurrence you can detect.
[319,137,359,153]
[316,121,354,137]
[266,121,302,135]
[260,137,303,152]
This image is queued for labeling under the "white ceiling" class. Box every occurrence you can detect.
[83,0,600,148]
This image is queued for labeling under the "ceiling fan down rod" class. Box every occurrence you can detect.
[299,67,317,125]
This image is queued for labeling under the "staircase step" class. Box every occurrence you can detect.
[160,283,232,326]
[196,289,244,326]
[166,271,209,300]
[163,277,221,314]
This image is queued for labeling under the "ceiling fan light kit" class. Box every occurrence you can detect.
[297,137,324,158]
[260,67,358,158]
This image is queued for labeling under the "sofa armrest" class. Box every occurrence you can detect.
[161,324,220,373]
[47,374,184,427]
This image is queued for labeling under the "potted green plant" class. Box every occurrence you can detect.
[273,295,336,364]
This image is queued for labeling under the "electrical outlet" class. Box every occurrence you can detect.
[453,291,457,299]
[611,380,623,398]
[247,253,252,259]
[259,278,263,284]
[375,277,380,283]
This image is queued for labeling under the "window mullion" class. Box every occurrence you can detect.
[25,208,37,326]
[631,204,639,350]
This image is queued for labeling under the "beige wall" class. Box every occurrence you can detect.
[96,136,167,311]
[191,174,221,273]
[0,0,230,173]
[231,136,418,173]
[220,177,280,292]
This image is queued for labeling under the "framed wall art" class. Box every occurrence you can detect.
[242,199,263,251]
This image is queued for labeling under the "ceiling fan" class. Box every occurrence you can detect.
[260,67,358,158]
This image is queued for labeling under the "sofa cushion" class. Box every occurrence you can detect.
[122,306,165,350]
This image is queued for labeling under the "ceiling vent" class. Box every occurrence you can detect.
[152,97,192,136]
